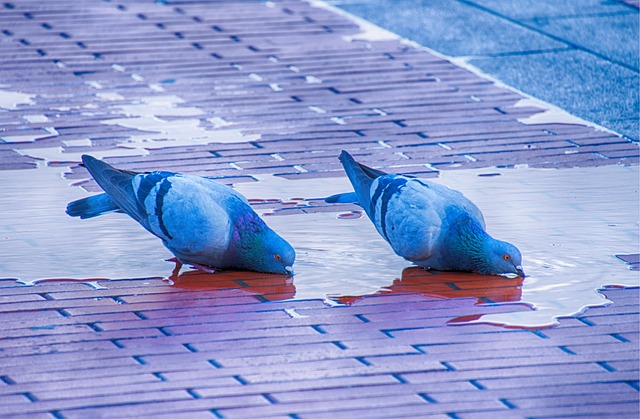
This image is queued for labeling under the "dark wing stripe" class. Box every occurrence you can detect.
[414,179,430,189]
[369,177,388,217]
[155,177,174,240]
[372,176,407,241]
[136,172,169,204]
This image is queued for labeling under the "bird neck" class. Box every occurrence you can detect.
[225,210,268,268]
[446,212,492,273]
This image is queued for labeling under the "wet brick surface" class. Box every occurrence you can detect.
[0,276,638,417]
[0,0,638,418]
[0,0,638,177]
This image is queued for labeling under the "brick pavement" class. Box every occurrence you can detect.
[0,0,638,417]
[0,276,637,418]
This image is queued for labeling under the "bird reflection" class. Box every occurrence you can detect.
[167,258,296,302]
[335,266,524,306]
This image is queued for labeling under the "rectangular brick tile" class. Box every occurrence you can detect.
[295,399,506,419]
[402,362,605,384]
[0,343,186,370]
[430,382,635,404]
[455,401,638,419]
[0,390,192,416]
[213,344,419,368]
[0,340,117,358]
[0,327,165,350]
[474,370,639,390]
[219,393,430,418]
[394,329,620,348]
[272,380,475,404]
[0,323,96,339]
[179,330,388,353]
[170,358,365,383]
[506,391,639,409]
[194,374,399,399]
[33,376,240,402]
[0,373,161,398]
[59,395,270,419]
[1,355,140,376]
[240,361,445,385]
[362,353,449,370]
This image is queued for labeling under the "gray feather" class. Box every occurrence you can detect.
[66,193,121,219]
[81,155,145,222]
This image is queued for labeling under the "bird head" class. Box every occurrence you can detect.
[236,227,295,275]
[229,207,296,275]
[449,211,524,277]
[481,239,524,277]
[259,230,296,275]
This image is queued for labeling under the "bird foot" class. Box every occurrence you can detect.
[190,263,217,274]
[166,259,183,283]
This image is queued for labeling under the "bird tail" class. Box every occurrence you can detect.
[324,192,359,204]
[338,151,387,214]
[66,193,121,219]
[81,155,144,222]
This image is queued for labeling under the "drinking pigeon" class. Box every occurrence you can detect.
[67,155,295,275]
[327,151,524,277]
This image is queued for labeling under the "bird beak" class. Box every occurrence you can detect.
[515,265,525,277]
[284,266,294,275]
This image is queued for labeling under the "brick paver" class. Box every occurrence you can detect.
[0,0,638,418]
[0,276,637,417]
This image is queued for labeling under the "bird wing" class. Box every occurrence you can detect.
[81,156,234,262]
[338,151,434,260]
[144,175,233,264]
[338,151,387,219]
[374,178,481,260]
[372,177,443,261]
[81,155,147,223]
[338,151,486,262]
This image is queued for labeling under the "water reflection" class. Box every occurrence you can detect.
[331,267,531,327]
[335,267,524,305]
[168,259,296,302]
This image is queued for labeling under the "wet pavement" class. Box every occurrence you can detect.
[0,0,639,417]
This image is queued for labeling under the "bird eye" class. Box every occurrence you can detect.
[503,254,510,261]
[274,254,281,261]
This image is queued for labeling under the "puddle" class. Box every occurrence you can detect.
[236,166,639,327]
[0,166,171,282]
[100,95,260,147]
[4,89,259,162]
[16,146,150,166]
[0,163,637,328]
[0,87,60,144]
[0,87,35,110]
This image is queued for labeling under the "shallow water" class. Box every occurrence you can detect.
[0,166,170,282]
[100,94,260,147]
[0,87,35,110]
[0,162,637,328]
[237,166,639,327]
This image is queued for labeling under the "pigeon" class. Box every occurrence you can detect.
[326,151,524,277]
[67,155,295,275]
